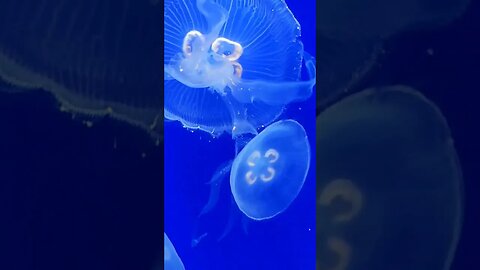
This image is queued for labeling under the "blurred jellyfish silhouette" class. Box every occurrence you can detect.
[316,0,471,110]
[164,0,316,137]
[316,86,463,270]
[231,119,310,220]
[165,233,186,270]
[0,0,164,137]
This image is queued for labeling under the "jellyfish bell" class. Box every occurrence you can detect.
[316,86,463,270]
[230,119,310,220]
[164,233,186,270]
[164,0,316,137]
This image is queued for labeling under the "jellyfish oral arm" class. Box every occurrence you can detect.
[165,29,244,93]
[231,53,316,106]
[196,0,227,37]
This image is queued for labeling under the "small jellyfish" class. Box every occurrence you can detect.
[316,86,463,270]
[164,233,186,270]
[230,119,310,220]
[164,0,316,136]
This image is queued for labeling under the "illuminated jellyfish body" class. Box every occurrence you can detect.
[164,233,186,270]
[316,86,463,269]
[0,0,164,137]
[231,119,310,220]
[164,0,316,136]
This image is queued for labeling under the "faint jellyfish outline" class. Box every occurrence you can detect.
[316,86,463,270]
[0,0,166,138]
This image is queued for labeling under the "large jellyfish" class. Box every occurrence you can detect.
[164,233,186,270]
[0,0,164,137]
[316,86,463,269]
[164,0,316,137]
[230,119,310,220]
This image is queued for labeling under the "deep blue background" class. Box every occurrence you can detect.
[164,0,316,269]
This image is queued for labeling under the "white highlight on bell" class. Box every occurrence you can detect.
[245,148,280,185]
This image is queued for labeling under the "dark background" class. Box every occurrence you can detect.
[356,0,480,268]
[0,91,163,269]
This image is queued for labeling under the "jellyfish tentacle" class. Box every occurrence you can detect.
[221,93,259,138]
[199,160,233,217]
[191,232,208,248]
[217,197,242,242]
[241,215,250,235]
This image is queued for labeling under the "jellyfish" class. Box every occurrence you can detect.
[231,119,310,220]
[191,119,311,245]
[164,233,186,270]
[164,0,316,137]
[0,0,164,138]
[316,86,463,269]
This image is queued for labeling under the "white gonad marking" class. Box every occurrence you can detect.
[264,148,279,163]
[211,37,243,61]
[182,30,205,55]
[260,167,275,182]
[247,150,261,167]
[245,171,258,185]
[245,149,279,185]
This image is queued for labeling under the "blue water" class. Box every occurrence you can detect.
[164,0,316,269]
